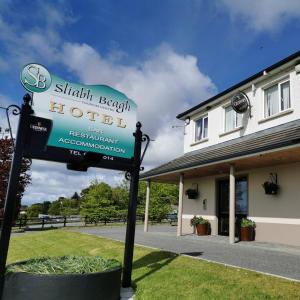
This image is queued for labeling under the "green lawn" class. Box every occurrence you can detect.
[8,230,300,300]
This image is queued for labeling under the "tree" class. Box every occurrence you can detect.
[48,198,80,217]
[111,179,129,209]
[138,181,179,221]
[48,201,61,216]
[42,201,51,214]
[26,203,43,218]
[0,138,31,218]
[80,182,116,222]
[71,192,79,200]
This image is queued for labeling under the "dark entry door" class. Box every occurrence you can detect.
[218,177,248,236]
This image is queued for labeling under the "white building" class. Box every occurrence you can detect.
[141,51,300,246]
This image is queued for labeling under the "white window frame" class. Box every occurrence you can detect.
[194,115,208,143]
[263,79,291,119]
[224,104,243,133]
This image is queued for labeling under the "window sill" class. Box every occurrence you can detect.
[258,108,294,124]
[190,138,208,146]
[219,126,244,137]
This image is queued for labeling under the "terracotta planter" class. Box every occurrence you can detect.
[196,223,208,235]
[240,227,255,241]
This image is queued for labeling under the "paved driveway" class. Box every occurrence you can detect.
[73,224,300,281]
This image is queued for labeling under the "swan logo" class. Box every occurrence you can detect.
[20,63,52,93]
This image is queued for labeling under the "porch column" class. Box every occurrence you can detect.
[229,164,235,244]
[177,173,184,237]
[144,180,151,232]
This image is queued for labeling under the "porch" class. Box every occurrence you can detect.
[140,119,300,245]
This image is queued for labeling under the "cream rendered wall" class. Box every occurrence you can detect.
[248,162,300,246]
[182,176,217,235]
[181,162,300,246]
[184,67,300,153]
[248,162,300,219]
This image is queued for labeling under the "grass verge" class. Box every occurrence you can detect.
[8,230,300,300]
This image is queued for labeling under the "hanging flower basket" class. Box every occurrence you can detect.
[262,182,279,195]
[185,189,198,199]
[262,173,279,195]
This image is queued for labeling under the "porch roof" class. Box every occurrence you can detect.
[140,119,300,183]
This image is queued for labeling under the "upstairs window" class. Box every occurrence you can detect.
[195,116,208,142]
[225,105,242,132]
[264,80,290,118]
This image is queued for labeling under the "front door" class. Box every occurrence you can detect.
[218,177,248,236]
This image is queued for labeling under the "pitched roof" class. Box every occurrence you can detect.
[140,119,300,180]
[177,50,300,120]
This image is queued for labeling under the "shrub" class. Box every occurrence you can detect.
[241,218,256,228]
[190,216,209,226]
[6,256,121,275]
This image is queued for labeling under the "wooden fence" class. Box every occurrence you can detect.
[0,213,177,231]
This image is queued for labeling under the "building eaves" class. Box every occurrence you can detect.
[177,50,300,120]
[140,119,300,180]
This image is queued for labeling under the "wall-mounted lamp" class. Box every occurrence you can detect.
[202,198,207,210]
[184,117,190,126]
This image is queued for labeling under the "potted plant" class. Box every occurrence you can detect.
[3,255,122,300]
[185,189,198,199]
[240,218,256,241]
[190,216,210,235]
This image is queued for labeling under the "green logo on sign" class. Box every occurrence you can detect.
[20,63,52,93]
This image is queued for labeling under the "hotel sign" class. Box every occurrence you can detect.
[231,92,250,114]
[20,63,137,163]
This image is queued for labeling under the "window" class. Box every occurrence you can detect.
[264,80,290,118]
[195,116,208,142]
[225,105,242,132]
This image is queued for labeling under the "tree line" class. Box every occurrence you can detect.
[25,180,179,222]
[0,137,178,223]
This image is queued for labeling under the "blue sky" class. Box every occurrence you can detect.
[1,0,300,204]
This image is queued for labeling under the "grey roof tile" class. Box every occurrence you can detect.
[140,119,300,179]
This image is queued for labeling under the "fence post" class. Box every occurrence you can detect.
[42,218,45,229]
[63,217,67,227]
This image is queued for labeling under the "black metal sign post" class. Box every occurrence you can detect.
[0,94,33,299]
[0,94,149,295]
[122,122,143,288]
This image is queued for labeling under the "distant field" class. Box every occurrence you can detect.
[8,230,300,300]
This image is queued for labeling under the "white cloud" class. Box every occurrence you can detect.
[220,0,300,32]
[22,44,215,203]
[23,160,123,205]
[60,43,216,137]
[0,2,73,69]
[0,94,18,137]
[143,126,184,170]
[0,3,217,204]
